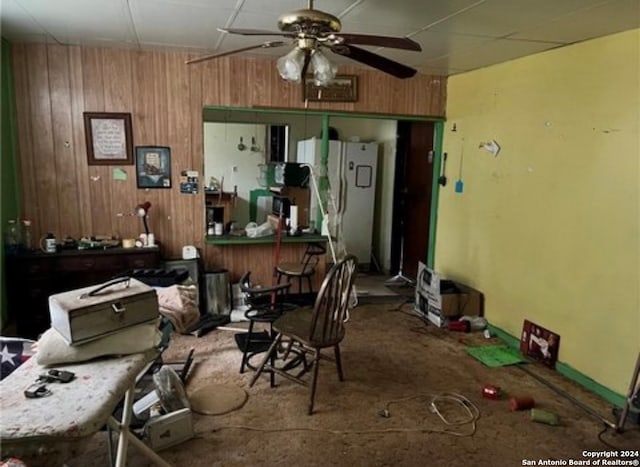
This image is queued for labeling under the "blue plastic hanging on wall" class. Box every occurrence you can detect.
[455,141,465,194]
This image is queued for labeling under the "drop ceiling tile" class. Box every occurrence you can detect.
[426,37,563,73]
[148,0,239,8]
[130,0,234,48]
[241,0,355,13]
[408,30,496,60]
[0,0,46,36]
[426,0,609,38]
[9,0,137,45]
[510,0,640,43]
[230,10,291,31]
[340,0,486,34]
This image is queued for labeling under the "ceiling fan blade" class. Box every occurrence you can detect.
[330,44,417,79]
[185,41,287,65]
[333,33,421,51]
[218,27,295,38]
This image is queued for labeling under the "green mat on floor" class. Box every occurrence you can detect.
[466,344,526,367]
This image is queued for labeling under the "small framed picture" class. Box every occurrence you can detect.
[135,146,172,189]
[520,320,560,368]
[84,112,133,165]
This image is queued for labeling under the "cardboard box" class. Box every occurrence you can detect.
[414,262,483,327]
[438,282,483,318]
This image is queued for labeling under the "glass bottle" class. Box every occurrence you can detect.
[4,219,19,255]
[21,219,33,251]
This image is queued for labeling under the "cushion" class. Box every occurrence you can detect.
[35,322,160,367]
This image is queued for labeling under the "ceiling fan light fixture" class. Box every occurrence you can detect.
[310,48,337,86]
[277,47,305,82]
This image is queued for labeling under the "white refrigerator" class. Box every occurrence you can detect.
[297,137,378,268]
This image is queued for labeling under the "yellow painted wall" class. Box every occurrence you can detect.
[438,29,639,395]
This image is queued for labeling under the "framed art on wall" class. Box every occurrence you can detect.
[84,112,133,165]
[302,75,358,102]
[135,146,172,189]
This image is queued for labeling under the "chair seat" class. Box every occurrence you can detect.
[276,262,314,277]
[274,308,344,348]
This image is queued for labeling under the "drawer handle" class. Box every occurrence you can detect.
[112,302,126,314]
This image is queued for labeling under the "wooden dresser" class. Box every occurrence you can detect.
[5,247,161,339]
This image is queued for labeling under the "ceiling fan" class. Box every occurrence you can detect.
[185,0,422,83]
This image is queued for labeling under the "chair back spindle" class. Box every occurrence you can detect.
[308,255,357,344]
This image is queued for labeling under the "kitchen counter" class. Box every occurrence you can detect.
[204,233,327,246]
[203,233,328,289]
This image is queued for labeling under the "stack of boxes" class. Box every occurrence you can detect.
[414,261,483,327]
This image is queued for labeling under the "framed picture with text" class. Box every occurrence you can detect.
[83,112,133,165]
[135,146,172,189]
[303,75,358,102]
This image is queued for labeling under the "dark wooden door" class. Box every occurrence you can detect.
[390,121,435,280]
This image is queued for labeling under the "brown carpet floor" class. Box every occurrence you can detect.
[67,300,639,466]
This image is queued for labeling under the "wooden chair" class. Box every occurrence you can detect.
[249,255,358,415]
[275,242,326,294]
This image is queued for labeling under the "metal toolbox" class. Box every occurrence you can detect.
[49,277,159,345]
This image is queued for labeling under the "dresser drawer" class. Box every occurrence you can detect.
[56,255,126,272]
[13,257,55,277]
[124,253,160,269]
[6,247,161,338]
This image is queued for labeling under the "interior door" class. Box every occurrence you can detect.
[390,121,435,279]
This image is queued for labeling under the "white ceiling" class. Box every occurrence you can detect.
[1,0,638,76]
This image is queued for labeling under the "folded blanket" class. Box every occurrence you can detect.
[156,284,200,334]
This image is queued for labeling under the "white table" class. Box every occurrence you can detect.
[0,351,171,466]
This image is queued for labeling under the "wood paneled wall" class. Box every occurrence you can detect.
[10,43,446,261]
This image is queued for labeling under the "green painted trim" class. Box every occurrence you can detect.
[427,121,444,268]
[555,362,625,408]
[487,324,521,348]
[203,105,444,122]
[487,324,626,408]
[205,233,328,245]
[1,38,21,330]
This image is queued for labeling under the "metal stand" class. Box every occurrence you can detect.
[616,352,640,432]
[385,236,415,286]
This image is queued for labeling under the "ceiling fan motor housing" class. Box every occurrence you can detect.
[277,9,341,35]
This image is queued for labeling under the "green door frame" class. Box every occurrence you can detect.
[1,39,21,330]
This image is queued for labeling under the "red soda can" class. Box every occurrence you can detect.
[482,384,501,399]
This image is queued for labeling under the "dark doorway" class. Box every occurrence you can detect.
[390,121,435,280]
